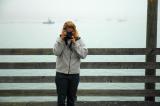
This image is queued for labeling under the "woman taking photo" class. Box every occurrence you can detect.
[53,20,88,106]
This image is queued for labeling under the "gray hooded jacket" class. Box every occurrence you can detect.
[53,35,88,74]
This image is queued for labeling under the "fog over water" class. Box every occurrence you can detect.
[0,0,160,102]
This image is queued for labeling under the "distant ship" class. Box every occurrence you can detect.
[117,19,127,22]
[43,18,55,24]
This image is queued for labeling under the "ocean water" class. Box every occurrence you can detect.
[0,18,160,102]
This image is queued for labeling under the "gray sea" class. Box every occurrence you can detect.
[0,19,160,102]
[0,0,160,103]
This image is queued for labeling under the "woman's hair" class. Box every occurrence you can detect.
[61,20,79,38]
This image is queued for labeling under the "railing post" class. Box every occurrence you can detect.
[145,0,158,102]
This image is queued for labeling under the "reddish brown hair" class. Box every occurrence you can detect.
[61,20,79,38]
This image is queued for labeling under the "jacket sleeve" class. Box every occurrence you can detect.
[72,38,88,59]
[53,36,65,56]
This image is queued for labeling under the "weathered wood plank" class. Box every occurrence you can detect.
[145,0,158,101]
[0,101,159,106]
[0,89,159,96]
[0,62,159,69]
[0,76,160,83]
[0,48,160,55]
[0,101,160,106]
[88,48,160,55]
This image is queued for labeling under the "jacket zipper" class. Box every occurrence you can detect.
[68,48,72,74]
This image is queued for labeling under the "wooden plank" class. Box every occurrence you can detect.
[0,62,160,69]
[0,76,160,83]
[0,48,52,55]
[0,101,160,106]
[145,0,158,101]
[0,89,159,96]
[0,48,160,55]
[88,48,160,55]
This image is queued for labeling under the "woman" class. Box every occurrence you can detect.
[53,20,88,106]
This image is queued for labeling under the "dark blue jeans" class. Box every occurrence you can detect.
[55,71,80,106]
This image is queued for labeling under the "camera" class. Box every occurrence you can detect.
[65,31,73,40]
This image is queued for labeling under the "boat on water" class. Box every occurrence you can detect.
[117,18,127,22]
[43,18,55,24]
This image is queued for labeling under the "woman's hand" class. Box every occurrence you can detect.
[71,36,76,44]
[60,30,67,41]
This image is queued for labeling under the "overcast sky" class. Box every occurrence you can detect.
[0,0,159,20]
